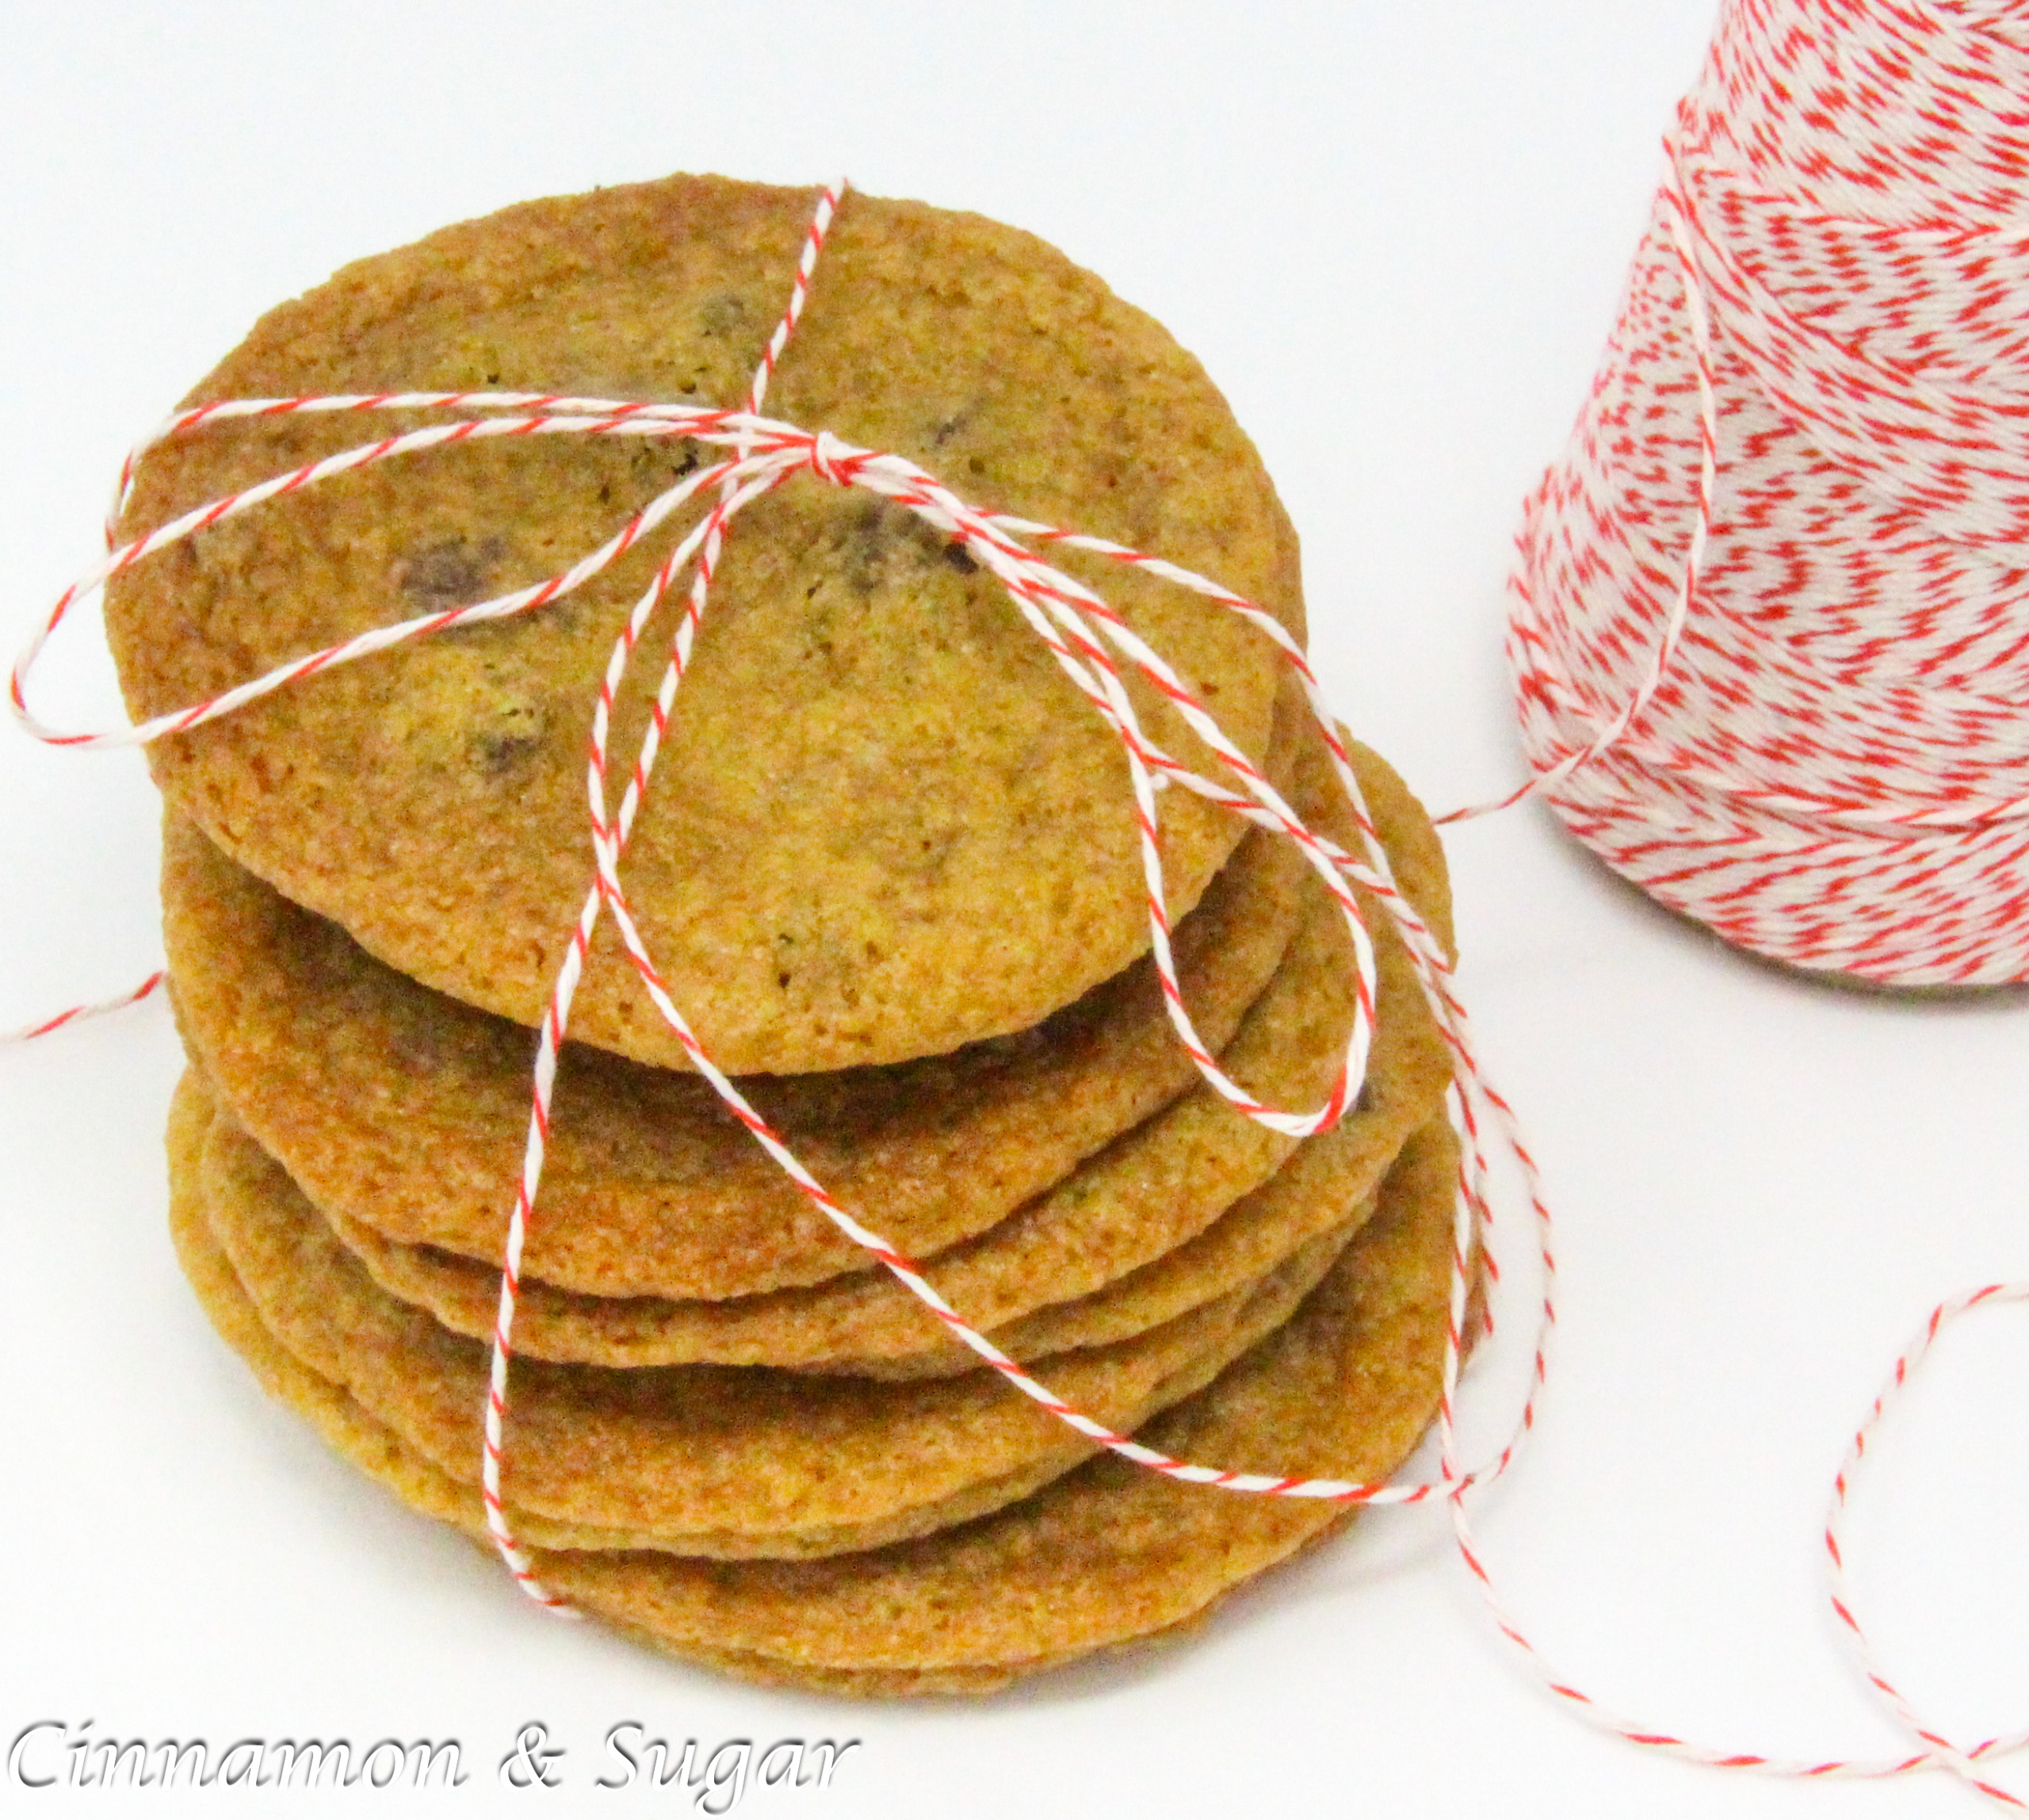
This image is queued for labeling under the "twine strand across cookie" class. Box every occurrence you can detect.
[6,178,1553,1611]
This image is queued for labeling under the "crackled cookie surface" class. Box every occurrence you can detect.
[304,789,1450,1373]
[167,727,1446,1309]
[164,700,1328,1301]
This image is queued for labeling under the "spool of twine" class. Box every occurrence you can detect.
[1507,0,2029,991]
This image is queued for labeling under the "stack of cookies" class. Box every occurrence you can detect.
[110,175,1462,1692]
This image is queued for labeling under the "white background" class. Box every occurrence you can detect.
[3,2,2027,1815]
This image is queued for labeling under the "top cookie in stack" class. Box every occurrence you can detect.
[107,176,1304,1075]
[113,175,1463,1691]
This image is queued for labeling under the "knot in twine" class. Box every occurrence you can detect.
[1506,0,2029,987]
[804,426,866,488]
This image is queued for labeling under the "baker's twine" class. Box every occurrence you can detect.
[6,183,1542,1597]
[4,17,2018,1788]
[1507,0,2029,989]
[1454,0,2029,1802]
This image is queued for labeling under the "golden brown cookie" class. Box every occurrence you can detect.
[308,751,1452,1370]
[170,1085,1459,1690]
[173,730,1447,1305]
[328,1110,1397,1379]
[184,1071,1372,1558]
[162,698,1336,1303]
[111,175,1305,1076]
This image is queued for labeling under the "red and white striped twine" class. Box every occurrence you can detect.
[7,183,1544,1605]
[6,0,2025,1788]
[1509,0,2029,989]
[1473,0,2029,1802]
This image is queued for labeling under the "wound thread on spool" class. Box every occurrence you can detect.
[1508,0,2029,988]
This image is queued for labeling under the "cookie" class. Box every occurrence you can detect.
[330,1108,1399,1380]
[162,697,1328,1303]
[170,1088,1458,1688]
[310,748,1451,1371]
[111,175,1305,1075]
[185,1071,1369,1558]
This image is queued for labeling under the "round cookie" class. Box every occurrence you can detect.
[185,1072,1364,1558]
[170,1089,1458,1690]
[310,732,1453,1370]
[162,698,1321,1303]
[111,174,1305,1076]
[332,1111,1397,1380]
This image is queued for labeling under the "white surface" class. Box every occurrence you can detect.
[3,2,2026,1814]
